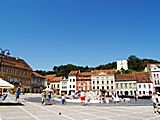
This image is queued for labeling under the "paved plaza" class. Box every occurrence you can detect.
[0,95,160,120]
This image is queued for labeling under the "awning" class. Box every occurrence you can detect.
[0,78,14,89]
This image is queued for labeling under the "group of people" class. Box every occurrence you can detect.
[41,91,52,105]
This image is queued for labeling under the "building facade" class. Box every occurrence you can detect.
[76,72,92,92]
[147,64,160,93]
[60,77,68,94]
[67,70,79,95]
[115,74,137,96]
[0,54,32,93]
[91,70,116,96]
[31,72,45,93]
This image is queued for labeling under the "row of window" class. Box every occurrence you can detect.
[0,67,31,77]
[93,86,114,90]
[139,84,151,89]
[93,80,114,84]
[116,83,136,89]
[153,74,159,78]
[155,80,160,85]
[69,79,75,82]
[51,84,60,88]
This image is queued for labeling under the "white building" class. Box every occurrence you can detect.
[91,70,116,96]
[136,72,153,96]
[67,70,79,95]
[117,60,128,70]
[115,74,137,96]
[60,77,68,94]
[147,64,160,93]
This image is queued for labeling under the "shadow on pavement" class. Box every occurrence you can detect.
[0,102,24,106]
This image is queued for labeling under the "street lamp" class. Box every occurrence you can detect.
[0,48,10,79]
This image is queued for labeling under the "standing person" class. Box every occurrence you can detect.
[80,90,86,105]
[15,88,21,102]
[86,95,91,105]
[134,91,138,101]
[151,92,159,113]
[61,94,65,105]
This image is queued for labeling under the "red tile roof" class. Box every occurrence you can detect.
[32,72,45,78]
[116,72,152,83]
[49,76,63,83]
[92,70,116,75]
[0,55,32,71]
[69,70,79,76]
[116,74,136,81]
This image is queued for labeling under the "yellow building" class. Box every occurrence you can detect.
[0,54,32,93]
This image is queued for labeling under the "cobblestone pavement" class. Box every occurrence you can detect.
[0,94,160,120]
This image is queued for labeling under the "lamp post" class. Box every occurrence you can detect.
[0,48,10,79]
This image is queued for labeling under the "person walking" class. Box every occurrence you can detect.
[15,88,21,102]
[41,91,46,105]
[80,90,86,105]
[151,92,159,113]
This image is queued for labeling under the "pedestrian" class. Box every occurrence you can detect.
[80,90,86,105]
[87,96,91,105]
[134,91,138,101]
[61,94,65,105]
[151,92,159,113]
[15,88,21,102]
[41,91,46,105]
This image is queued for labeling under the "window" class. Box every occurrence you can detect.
[107,81,109,84]
[97,81,99,84]
[130,91,133,95]
[116,84,119,88]
[102,86,104,89]
[117,91,119,95]
[73,79,75,82]
[139,91,141,94]
[149,84,151,89]
[125,83,127,88]
[143,91,145,94]
[73,85,75,88]
[9,69,12,74]
[57,84,59,88]
[97,86,99,89]
[144,84,146,88]
[102,81,104,84]
[121,83,123,88]
[111,80,113,84]
[93,86,95,89]
[139,85,141,88]
[120,91,123,95]
[93,81,95,84]
[70,85,71,88]
[111,86,113,89]
[54,85,55,88]
[107,86,109,89]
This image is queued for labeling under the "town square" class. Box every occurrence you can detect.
[1,0,160,120]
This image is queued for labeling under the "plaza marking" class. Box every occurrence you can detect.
[50,104,112,120]
[7,98,40,120]
[25,101,76,120]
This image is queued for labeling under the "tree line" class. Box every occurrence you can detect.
[35,55,159,77]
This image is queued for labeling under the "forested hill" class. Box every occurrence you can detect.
[35,55,160,77]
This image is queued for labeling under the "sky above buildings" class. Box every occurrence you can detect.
[0,0,160,70]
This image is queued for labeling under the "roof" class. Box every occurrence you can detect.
[49,76,63,83]
[69,70,79,76]
[0,55,32,71]
[78,72,92,77]
[92,70,116,75]
[135,72,152,83]
[116,72,152,83]
[115,74,136,81]
[32,72,45,78]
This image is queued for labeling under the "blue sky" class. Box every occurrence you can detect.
[0,0,160,70]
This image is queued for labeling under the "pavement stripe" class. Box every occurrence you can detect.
[7,98,40,120]
[25,101,76,120]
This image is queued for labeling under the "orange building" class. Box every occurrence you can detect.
[0,54,32,93]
